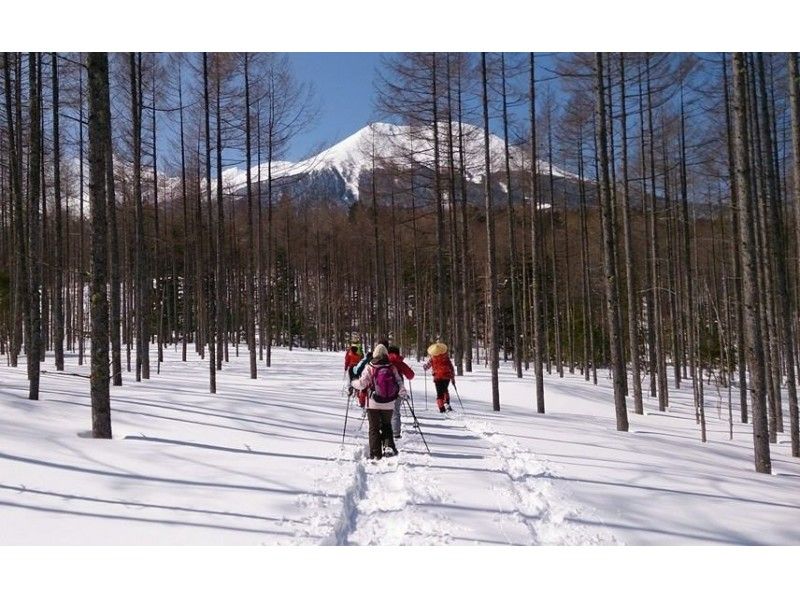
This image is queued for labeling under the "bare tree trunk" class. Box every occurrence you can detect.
[87,52,112,438]
[482,53,500,411]
[27,52,42,401]
[787,52,800,457]
[722,54,749,423]
[731,52,771,474]
[595,52,629,432]
[529,53,544,413]
[756,53,789,439]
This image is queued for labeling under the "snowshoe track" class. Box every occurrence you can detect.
[457,413,620,545]
[297,396,617,545]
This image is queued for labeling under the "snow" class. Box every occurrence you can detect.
[2,345,799,546]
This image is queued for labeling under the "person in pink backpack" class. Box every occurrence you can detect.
[351,343,407,460]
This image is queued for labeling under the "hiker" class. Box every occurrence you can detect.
[351,343,407,460]
[423,342,455,413]
[387,345,414,439]
[344,345,362,398]
[352,348,372,408]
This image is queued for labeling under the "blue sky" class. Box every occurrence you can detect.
[284,52,558,161]
[286,52,391,160]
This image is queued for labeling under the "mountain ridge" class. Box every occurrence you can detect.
[221,121,577,204]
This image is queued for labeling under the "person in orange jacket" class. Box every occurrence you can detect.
[422,342,455,413]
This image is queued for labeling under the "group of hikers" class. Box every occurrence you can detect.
[343,339,456,460]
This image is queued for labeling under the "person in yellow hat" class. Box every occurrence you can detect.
[422,342,455,413]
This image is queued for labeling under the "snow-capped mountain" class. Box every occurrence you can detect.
[221,122,577,205]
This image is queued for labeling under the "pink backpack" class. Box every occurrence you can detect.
[372,364,399,403]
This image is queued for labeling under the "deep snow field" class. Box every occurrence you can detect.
[2,343,800,546]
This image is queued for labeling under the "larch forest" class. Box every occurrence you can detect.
[2,51,800,480]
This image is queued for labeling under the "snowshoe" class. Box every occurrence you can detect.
[446,403,453,412]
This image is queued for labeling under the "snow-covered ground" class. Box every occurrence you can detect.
[2,344,799,546]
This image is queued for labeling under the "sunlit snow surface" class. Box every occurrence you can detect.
[1,346,799,545]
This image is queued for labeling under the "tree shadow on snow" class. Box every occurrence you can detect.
[0,450,335,499]
[0,498,303,539]
[123,435,333,464]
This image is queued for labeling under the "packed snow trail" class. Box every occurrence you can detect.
[307,393,617,545]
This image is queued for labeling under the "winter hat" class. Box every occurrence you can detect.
[373,344,389,360]
[427,342,448,357]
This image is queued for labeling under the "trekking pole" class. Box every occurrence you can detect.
[403,397,430,454]
[355,390,368,435]
[406,381,416,428]
[356,405,367,434]
[452,379,466,414]
[424,369,428,411]
[341,381,352,448]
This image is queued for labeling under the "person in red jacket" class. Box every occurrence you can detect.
[387,345,414,438]
[423,342,455,413]
[344,345,362,398]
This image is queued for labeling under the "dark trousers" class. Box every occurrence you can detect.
[367,409,396,459]
[434,378,451,409]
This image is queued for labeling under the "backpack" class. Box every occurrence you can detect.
[372,364,400,403]
[431,353,454,380]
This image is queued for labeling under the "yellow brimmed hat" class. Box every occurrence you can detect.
[427,342,448,357]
